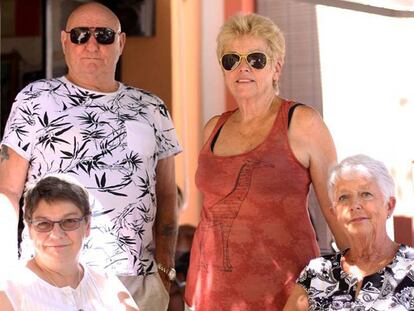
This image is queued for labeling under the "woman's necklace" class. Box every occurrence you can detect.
[35,259,82,288]
[33,259,84,311]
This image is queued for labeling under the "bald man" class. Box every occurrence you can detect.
[0,2,181,310]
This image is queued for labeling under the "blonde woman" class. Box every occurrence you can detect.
[185,13,346,310]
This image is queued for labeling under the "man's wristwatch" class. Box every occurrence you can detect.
[157,263,177,281]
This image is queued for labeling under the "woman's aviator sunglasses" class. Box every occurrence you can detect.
[64,27,120,45]
[220,52,270,71]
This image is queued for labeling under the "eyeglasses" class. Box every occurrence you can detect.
[64,27,120,45]
[29,216,88,232]
[220,52,270,71]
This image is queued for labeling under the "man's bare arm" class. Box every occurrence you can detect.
[0,145,29,266]
[154,156,178,291]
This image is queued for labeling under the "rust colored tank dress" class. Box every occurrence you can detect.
[184,100,320,311]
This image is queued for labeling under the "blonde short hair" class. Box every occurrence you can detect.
[216,14,285,93]
[216,13,285,66]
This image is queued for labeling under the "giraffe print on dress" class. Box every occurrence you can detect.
[198,159,273,272]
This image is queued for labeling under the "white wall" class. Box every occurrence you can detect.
[201,0,226,124]
[317,5,414,221]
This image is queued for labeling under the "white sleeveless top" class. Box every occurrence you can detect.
[0,262,135,311]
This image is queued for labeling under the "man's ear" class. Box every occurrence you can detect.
[118,32,126,55]
[61,30,68,55]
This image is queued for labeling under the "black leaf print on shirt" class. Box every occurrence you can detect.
[37,113,73,151]
[60,136,88,160]
[137,172,151,199]
[95,172,107,188]
[155,102,169,118]
[80,129,107,141]
[91,172,130,196]
[67,89,105,107]
[19,103,40,126]
[119,152,143,171]
[78,111,110,129]
[11,124,29,141]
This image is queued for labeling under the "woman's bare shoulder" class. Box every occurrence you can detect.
[289,104,330,139]
[287,104,335,166]
[203,115,221,144]
[291,104,323,126]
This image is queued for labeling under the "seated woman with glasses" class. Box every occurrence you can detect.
[185,13,347,310]
[0,175,139,310]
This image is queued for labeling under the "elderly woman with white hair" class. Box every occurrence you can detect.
[284,154,414,310]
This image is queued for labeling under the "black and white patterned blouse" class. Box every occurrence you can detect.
[297,244,414,310]
[2,76,182,276]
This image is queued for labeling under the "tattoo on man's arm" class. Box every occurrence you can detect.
[161,223,177,237]
[0,146,10,163]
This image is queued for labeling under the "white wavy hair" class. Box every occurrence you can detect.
[328,154,395,204]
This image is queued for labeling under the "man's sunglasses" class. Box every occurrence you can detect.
[220,52,271,71]
[64,27,120,45]
[29,215,88,232]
